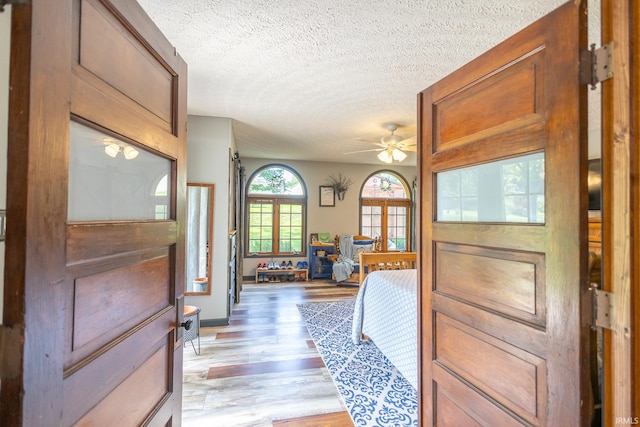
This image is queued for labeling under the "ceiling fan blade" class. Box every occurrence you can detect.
[354,138,386,148]
[344,148,384,154]
[397,135,416,146]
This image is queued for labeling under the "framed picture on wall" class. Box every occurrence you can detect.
[319,185,335,207]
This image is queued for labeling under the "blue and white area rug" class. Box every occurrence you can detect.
[297,300,418,427]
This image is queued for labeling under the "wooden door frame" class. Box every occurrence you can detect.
[632,2,640,418]
[601,0,638,424]
[2,2,70,421]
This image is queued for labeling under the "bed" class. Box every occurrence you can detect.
[351,263,418,390]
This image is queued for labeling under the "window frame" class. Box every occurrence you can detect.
[359,171,412,252]
[245,165,307,257]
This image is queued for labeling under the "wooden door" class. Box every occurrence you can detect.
[1,0,187,425]
[418,2,590,425]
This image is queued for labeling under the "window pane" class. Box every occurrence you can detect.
[387,206,407,250]
[279,203,303,253]
[362,172,407,198]
[248,202,274,254]
[362,205,382,238]
[248,167,303,195]
[436,153,544,223]
[68,121,171,221]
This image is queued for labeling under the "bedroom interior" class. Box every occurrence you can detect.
[0,0,637,426]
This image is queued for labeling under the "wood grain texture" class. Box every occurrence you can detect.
[436,58,541,150]
[433,364,524,427]
[632,1,640,417]
[601,0,635,423]
[67,222,177,264]
[434,242,545,325]
[79,0,173,124]
[272,411,353,427]
[72,255,171,350]
[0,0,188,425]
[419,2,588,425]
[73,344,170,425]
[207,357,326,379]
[1,1,71,424]
[435,313,546,423]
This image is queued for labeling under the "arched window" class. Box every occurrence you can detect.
[360,171,411,252]
[154,174,169,219]
[246,165,306,256]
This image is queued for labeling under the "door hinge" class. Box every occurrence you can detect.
[0,0,28,12]
[590,284,614,330]
[580,42,614,90]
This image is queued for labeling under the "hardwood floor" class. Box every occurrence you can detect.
[182,279,359,426]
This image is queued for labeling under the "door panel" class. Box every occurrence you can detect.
[418,2,589,425]
[2,0,187,425]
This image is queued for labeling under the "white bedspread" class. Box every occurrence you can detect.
[351,269,417,389]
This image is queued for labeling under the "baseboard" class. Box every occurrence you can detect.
[200,318,229,327]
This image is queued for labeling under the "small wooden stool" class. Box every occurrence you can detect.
[183,305,201,355]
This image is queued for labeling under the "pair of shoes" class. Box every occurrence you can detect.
[257,262,267,269]
[300,261,309,268]
[286,260,293,269]
[258,273,268,282]
[268,261,280,270]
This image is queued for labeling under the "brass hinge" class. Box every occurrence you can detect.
[590,284,614,330]
[0,0,28,12]
[580,42,614,90]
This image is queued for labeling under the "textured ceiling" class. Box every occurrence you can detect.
[137,0,582,165]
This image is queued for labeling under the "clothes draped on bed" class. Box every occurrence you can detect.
[351,268,417,389]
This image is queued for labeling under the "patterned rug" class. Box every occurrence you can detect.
[297,299,418,427]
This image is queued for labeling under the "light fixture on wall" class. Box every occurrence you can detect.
[104,142,139,160]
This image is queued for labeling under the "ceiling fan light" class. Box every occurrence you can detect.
[104,143,119,158]
[392,148,407,162]
[378,149,393,163]
[123,145,139,160]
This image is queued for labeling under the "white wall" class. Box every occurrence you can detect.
[185,115,232,322]
[0,6,12,323]
[240,158,417,276]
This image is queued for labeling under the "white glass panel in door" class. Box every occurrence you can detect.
[68,121,172,221]
[437,152,544,223]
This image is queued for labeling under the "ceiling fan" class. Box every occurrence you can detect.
[346,123,416,163]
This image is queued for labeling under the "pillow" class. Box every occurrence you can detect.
[352,244,373,263]
[353,239,374,246]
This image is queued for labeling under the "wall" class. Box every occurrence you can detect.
[185,115,232,323]
[240,158,417,277]
[0,6,11,322]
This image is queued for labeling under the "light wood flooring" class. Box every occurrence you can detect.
[182,279,359,426]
